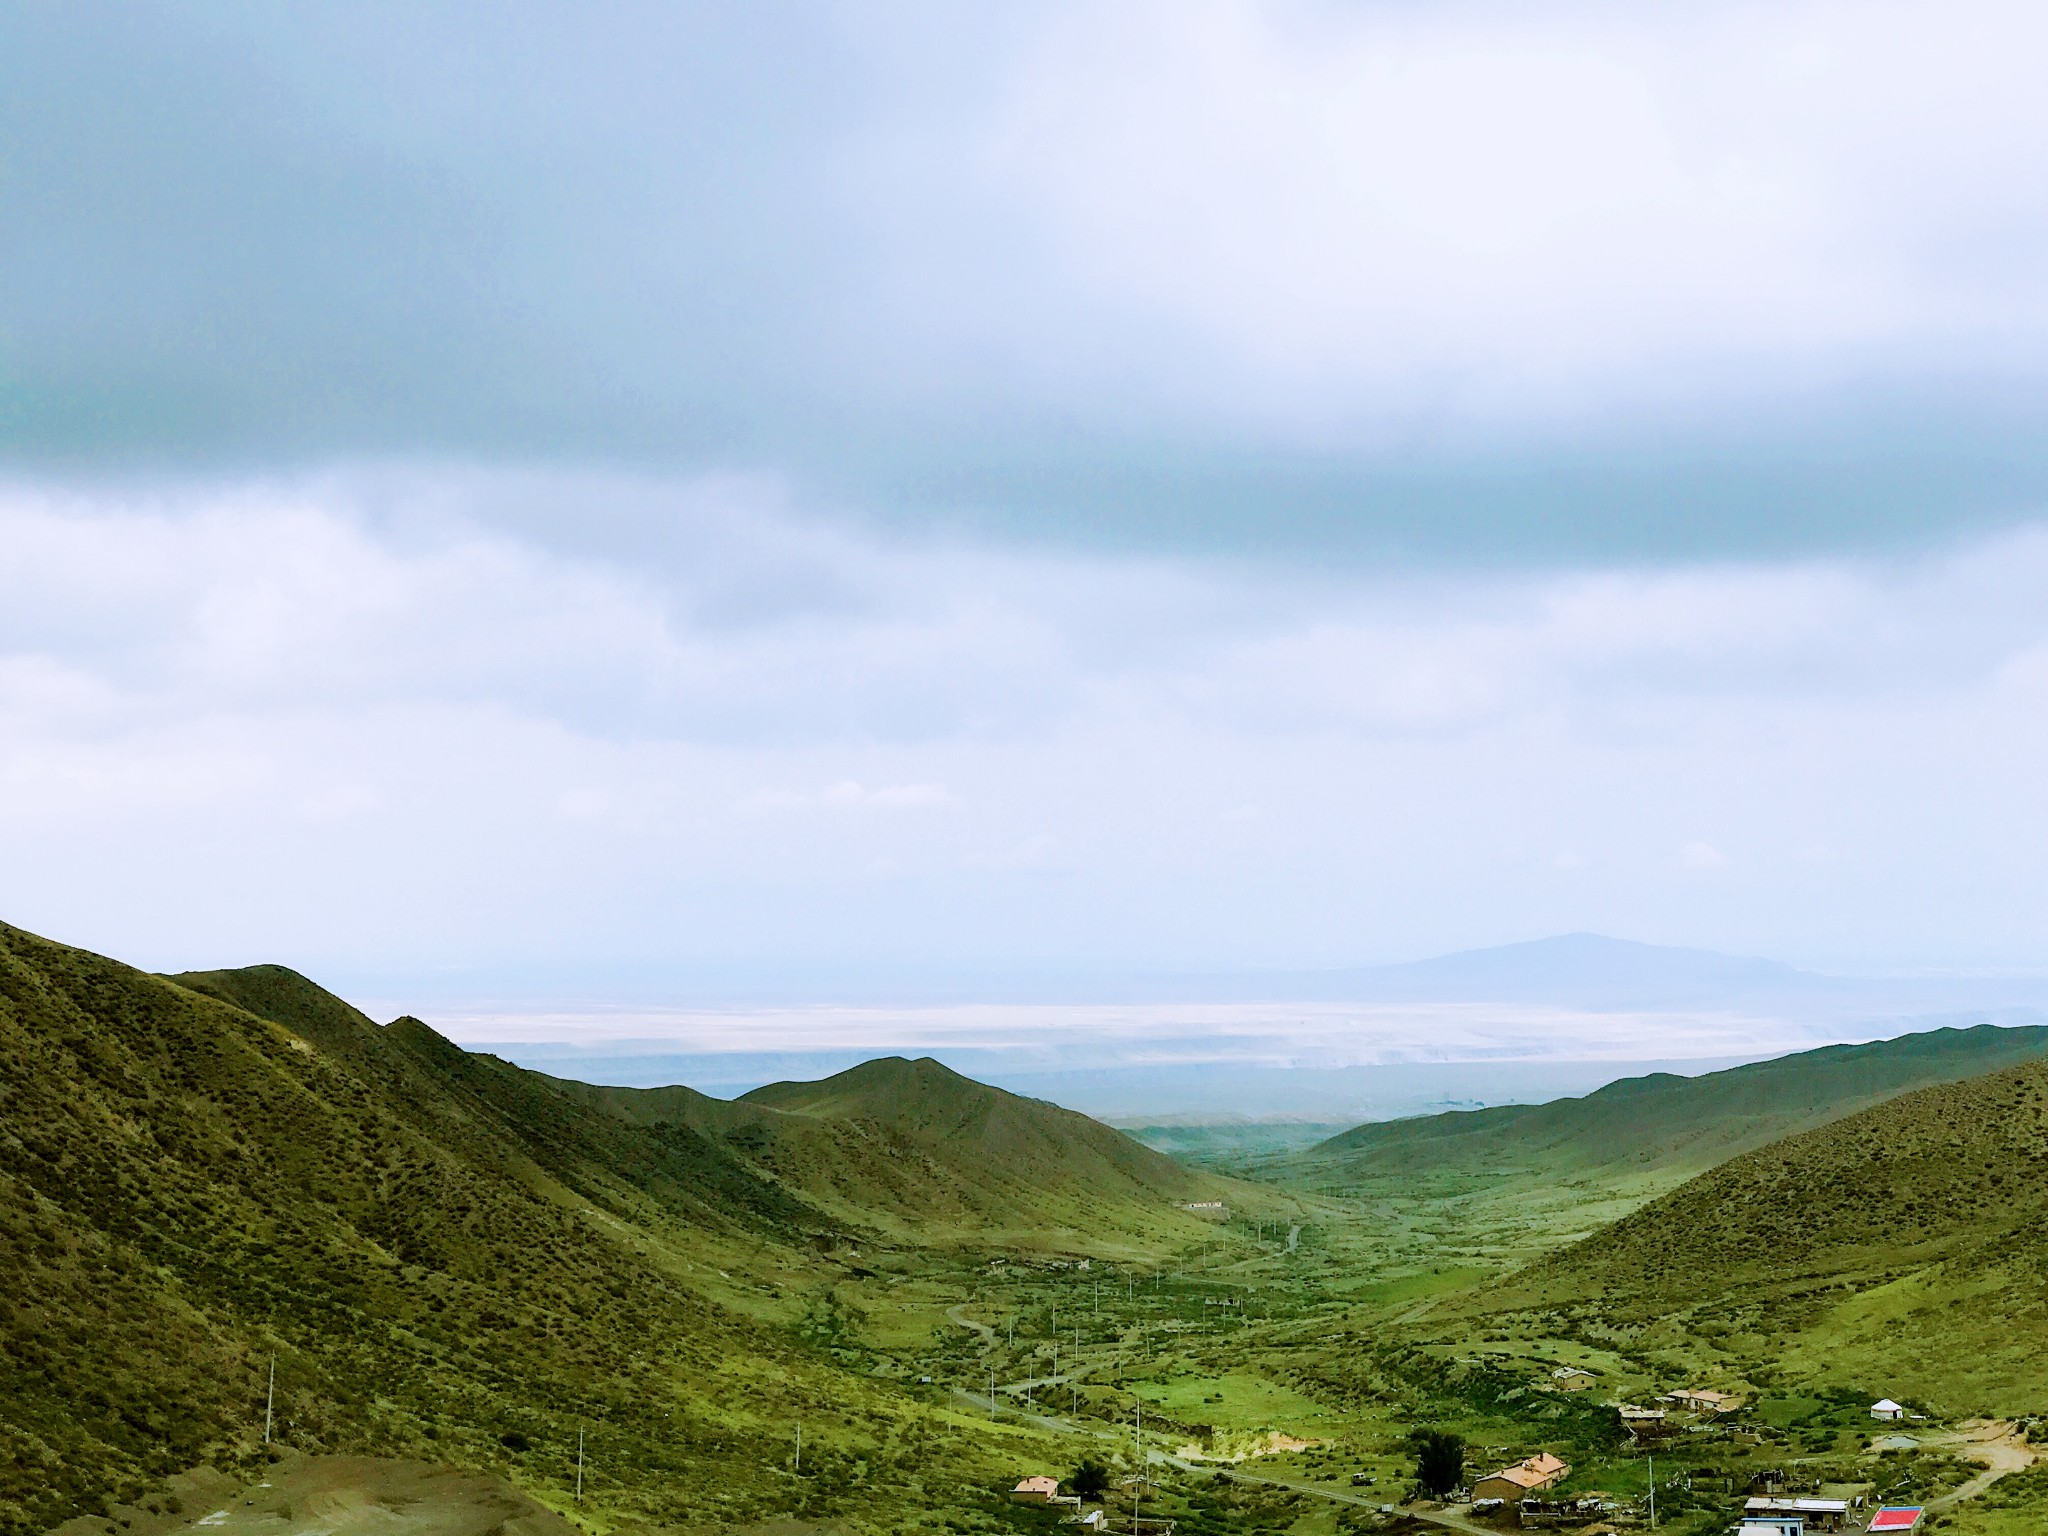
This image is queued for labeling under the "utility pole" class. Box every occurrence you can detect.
[1647,1453,1656,1529]
[575,1428,584,1503]
[795,1425,801,1476]
[263,1354,275,1446]
[1134,1398,1144,1536]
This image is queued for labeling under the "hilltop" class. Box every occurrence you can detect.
[1292,1022,2048,1201]
[0,920,1239,1536]
[1482,1055,2048,1410]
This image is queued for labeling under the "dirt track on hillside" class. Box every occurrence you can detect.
[48,1456,576,1536]
[1926,1420,2038,1508]
[946,1304,997,1341]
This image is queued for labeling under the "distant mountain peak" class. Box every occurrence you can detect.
[1386,930,1804,973]
[1319,931,1817,1008]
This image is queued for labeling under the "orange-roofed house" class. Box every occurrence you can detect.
[1012,1477,1062,1504]
[1471,1453,1570,1502]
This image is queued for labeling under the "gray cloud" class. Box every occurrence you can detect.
[9,3,2048,562]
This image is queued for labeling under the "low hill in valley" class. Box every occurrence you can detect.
[736,1056,1221,1237]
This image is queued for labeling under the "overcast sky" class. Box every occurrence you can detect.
[7,1,2048,1002]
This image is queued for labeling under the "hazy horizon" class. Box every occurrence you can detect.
[330,929,2048,1120]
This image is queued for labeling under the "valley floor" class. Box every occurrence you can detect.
[38,1159,2048,1536]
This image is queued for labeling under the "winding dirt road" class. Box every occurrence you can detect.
[1926,1420,2037,1509]
[946,1304,996,1342]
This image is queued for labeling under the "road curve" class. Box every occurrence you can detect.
[946,1304,997,1342]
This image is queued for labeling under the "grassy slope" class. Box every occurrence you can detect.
[1293,1024,2048,1197]
[1478,1057,2048,1411]
[0,924,1229,1536]
[734,1057,1230,1246]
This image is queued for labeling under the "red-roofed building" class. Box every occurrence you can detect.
[1868,1509,1923,1532]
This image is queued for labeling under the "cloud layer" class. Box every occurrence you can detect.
[6,469,2048,990]
[10,3,2048,556]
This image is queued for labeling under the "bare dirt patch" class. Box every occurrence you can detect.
[49,1456,576,1536]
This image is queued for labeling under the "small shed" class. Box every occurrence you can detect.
[1550,1367,1596,1391]
[1867,1509,1923,1532]
[1870,1399,1906,1421]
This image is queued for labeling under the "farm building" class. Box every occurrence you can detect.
[1618,1405,1666,1425]
[1549,1367,1596,1391]
[1662,1388,1743,1413]
[1471,1452,1570,1502]
[1012,1477,1062,1504]
[1867,1509,1922,1532]
[1869,1399,1906,1421]
[1744,1497,1850,1531]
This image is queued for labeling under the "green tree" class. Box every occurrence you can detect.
[1412,1429,1464,1498]
[1072,1458,1110,1502]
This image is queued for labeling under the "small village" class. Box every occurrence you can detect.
[999,1374,1985,1536]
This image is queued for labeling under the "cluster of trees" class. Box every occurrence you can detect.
[1412,1429,1464,1498]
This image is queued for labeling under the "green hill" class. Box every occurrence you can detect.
[0,921,1233,1536]
[167,963,390,1057]
[541,1056,1232,1248]
[1484,1055,2048,1411]
[1292,1023,2048,1201]
[733,1056,1222,1239]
